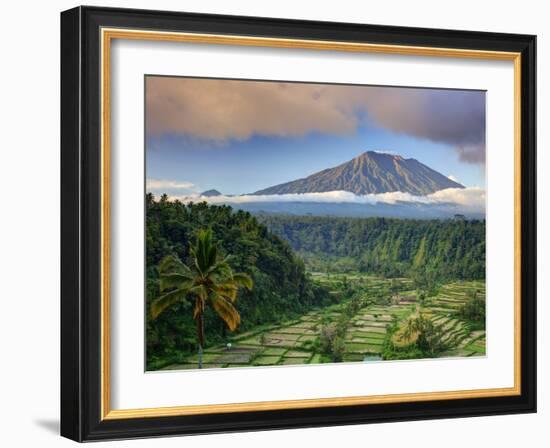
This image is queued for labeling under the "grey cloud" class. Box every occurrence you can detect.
[146,77,485,164]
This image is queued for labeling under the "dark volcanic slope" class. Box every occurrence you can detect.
[254,151,464,196]
[201,189,222,197]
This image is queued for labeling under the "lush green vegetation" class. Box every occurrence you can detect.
[458,289,486,331]
[382,280,486,360]
[158,274,486,370]
[318,295,365,362]
[150,229,253,368]
[146,195,332,370]
[146,197,486,370]
[258,214,485,280]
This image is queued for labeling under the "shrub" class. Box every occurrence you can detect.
[459,290,485,324]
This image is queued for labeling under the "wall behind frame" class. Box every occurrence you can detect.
[0,0,545,447]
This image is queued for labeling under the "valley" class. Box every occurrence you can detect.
[160,273,486,371]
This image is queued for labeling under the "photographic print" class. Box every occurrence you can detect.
[145,76,487,371]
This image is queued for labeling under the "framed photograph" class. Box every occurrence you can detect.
[60,6,536,442]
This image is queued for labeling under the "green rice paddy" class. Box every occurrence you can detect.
[162,274,486,371]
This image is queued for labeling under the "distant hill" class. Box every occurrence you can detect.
[227,201,484,220]
[254,151,464,196]
[200,189,222,197]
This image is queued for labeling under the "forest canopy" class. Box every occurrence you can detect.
[258,214,485,280]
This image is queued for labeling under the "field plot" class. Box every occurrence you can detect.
[162,275,485,371]
[421,282,486,357]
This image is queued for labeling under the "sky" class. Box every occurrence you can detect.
[145,76,486,197]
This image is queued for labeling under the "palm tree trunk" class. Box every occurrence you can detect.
[197,311,205,369]
[198,344,203,369]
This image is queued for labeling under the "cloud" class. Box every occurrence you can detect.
[428,187,486,211]
[448,175,458,182]
[166,187,485,214]
[455,143,486,164]
[146,78,356,141]
[146,179,196,191]
[146,77,486,164]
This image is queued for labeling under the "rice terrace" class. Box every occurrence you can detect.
[157,272,486,371]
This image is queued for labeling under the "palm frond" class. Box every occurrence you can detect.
[193,229,213,274]
[206,243,217,272]
[211,273,252,303]
[150,288,187,320]
[205,259,231,277]
[214,283,238,302]
[189,244,201,275]
[189,284,208,300]
[158,255,190,275]
[210,295,241,331]
[191,252,204,277]
[232,272,253,290]
[159,273,194,292]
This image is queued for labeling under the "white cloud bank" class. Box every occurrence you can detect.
[163,187,485,214]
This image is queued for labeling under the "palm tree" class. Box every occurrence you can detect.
[401,313,446,356]
[150,229,253,368]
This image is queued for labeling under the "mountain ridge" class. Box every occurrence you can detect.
[201,189,222,197]
[253,151,464,196]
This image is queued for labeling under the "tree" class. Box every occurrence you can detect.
[319,323,346,362]
[459,290,485,324]
[150,229,253,368]
[402,313,446,357]
[417,290,426,306]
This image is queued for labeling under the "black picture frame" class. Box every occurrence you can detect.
[61,5,536,442]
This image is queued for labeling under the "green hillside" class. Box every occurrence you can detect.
[258,214,485,280]
[146,195,332,369]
